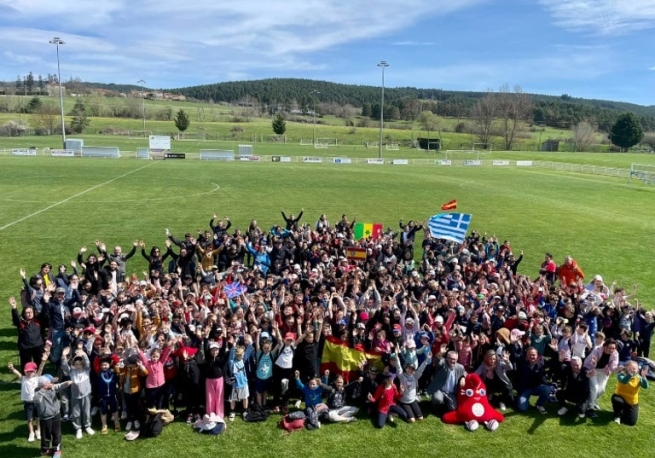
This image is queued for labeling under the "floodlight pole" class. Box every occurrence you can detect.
[137,80,146,133]
[49,37,66,146]
[312,90,320,144]
[377,61,389,159]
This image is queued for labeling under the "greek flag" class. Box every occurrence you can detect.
[428,213,472,243]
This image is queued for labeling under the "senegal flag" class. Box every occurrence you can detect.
[353,222,383,240]
[320,336,384,382]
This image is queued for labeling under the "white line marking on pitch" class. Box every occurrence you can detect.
[0,163,153,231]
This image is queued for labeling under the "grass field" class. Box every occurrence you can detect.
[0,154,654,458]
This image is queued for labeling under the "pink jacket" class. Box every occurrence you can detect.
[139,346,172,389]
[583,346,618,375]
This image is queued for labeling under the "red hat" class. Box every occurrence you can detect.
[359,312,369,321]
[94,336,104,345]
[83,326,96,334]
[24,362,38,373]
[284,332,295,341]
[392,324,402,331]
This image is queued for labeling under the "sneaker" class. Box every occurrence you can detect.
[114,421,121,432]
[62,415,70,422]
[75,429,83,439]
[85,427,95,436]
[36,430,41,440]
[28,432,35,442]
[242,412,248,420]
[499,402,506,412]
[133,420,140,430]
[388,415,394,423]
[591,404,601,411]
[186,414,193,424]
[121,411,128,420]
[557,407,568,416]
[317,421,321,429]
[294,400,302,409]
[228,412,236,422]
[125,421,133,431]
[101,426,108,435]
[578,412,586,419]
[586,409,598,419]
[614,417,621,425]
[535,405,547,415]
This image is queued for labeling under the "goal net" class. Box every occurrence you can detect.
[316,138,338,147]
[300,139,314,145]
[385,143,399,151]
[178,132,206,141]
[314,142,329,149]
[629,163,655,186]
[128,130,151,139]
[444,150,480,160]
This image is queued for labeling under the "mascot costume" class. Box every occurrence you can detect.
[441,373,504,431]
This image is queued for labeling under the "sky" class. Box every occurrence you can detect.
[1,0,655,105]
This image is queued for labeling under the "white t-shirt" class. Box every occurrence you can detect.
[22,376,39,402]
[275,344,295,369]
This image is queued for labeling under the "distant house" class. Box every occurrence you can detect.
[46,82,66,97]
[130,90,185,101]
[540,139,560,152]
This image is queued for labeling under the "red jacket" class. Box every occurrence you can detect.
[371,383,401,414]
[558,261,584,286]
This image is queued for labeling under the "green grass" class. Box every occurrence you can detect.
[0,156,654,458]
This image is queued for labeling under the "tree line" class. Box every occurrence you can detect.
[168,78,655,132]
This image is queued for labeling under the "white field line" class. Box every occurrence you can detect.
[0,163,153,231]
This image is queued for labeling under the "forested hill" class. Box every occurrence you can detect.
[168,78,655,130]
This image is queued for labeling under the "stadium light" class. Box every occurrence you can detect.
[377,61,389,159]
[49,37,66,145]
[313,90,320,144]
[137,79,146,133]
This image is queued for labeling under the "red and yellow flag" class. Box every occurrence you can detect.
[320,336,383,382]
[353,222,383,240]
[441,199,457,211]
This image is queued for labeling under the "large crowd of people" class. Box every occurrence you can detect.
[7,210,654,455]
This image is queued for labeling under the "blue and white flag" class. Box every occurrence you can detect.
[428,213,472,243]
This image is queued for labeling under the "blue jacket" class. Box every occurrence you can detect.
[245,243,271,275]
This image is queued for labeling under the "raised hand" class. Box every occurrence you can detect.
[80,246,87,253]
[9,297,17,308]
[19,268,26,278]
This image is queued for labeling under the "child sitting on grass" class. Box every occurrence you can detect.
[368,373,407,428]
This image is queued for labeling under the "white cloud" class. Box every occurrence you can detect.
[0,0,486,85]
[392,41,434,46]
[540,0,655,34]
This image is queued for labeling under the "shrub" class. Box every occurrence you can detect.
[0,120,29,137]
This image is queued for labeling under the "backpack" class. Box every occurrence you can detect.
[279,415,305,432]
[198,423,225,435]
[244,404,269,422]
[142,413,164,438]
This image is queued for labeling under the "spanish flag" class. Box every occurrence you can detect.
[441,199,457,211]
[320,336,384,383]
[353,222,383,240]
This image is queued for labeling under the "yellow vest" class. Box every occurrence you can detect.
[614,375,641,406]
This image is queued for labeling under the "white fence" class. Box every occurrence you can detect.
[0,149,636,180]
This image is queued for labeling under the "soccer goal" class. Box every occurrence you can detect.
[316,138,338,147]
[177,132,206,141]
[128,130,151,139]
[300,139,314,146]
[385,143,399,151]
[444,150,480,161]
[472,143,493,154]
[314,142,329,149]
[629,164,655,186]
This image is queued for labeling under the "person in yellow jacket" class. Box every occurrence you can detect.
[611,360,649,426]
[117,354,148,432]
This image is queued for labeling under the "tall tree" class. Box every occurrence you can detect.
[610,112,644,151]
[174,109,190,132]
[26,72,35,93]
[272,113,286,135]
[496,84,533,150]
[471,91,497,146]
[361,102,372,117]
[69,99,90,133]
[572,121,597,152]
[418,110,440,148]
